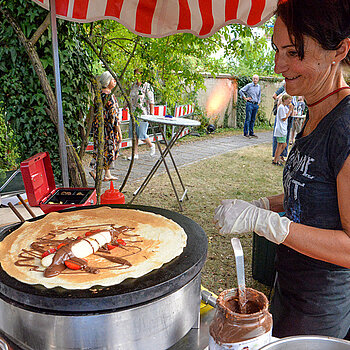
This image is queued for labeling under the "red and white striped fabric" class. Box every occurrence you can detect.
[154,105,167,117]
[174,104,194,118]
[119,134,164,149]
[117,105,167,123]
[178,127,191,138]
[31,0,277,38]
[119,108,129,122]
[86,105,167,151]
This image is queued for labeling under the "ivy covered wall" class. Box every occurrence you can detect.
[0,0,93,180]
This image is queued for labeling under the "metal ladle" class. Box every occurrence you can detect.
[231,237,247,313]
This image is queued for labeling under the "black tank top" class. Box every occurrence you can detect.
[283,96,350,230]
[273,95,350,338]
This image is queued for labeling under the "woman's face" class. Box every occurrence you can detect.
[272,17,333,101]
[108,78,116,90]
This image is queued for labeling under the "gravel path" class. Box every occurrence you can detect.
[85,131,273,190]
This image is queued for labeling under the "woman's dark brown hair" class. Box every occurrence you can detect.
[275,0,350,66]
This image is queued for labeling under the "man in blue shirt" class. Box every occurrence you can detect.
[239,75,261,138]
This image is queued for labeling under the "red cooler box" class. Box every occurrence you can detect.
[20,152,97,214]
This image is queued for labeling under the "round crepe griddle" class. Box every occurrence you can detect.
[0,204,207,314]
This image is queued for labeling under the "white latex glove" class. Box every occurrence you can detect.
[214,199,291,244]
[250,197,270,210]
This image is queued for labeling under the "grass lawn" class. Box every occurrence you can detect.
[122,139,284,297]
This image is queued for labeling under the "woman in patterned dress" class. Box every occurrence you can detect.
[91,71,122,181]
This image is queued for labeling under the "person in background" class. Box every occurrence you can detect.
[272,94,294,166]
[272,81,286,159]
[273,90,296,161]
[290,96,306,144]
[286,95,297,144]
[272,81,285,115]
[128,68,155,160]
[239,74,261,138]
[214,0,350,339]
[297,95,306,115]
[90,71,122,181]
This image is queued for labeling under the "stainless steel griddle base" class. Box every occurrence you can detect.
[0,275,202,350]
[0,306,215,350]
[170,307,215,350]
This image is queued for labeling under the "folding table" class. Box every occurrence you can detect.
[129,115,200,211]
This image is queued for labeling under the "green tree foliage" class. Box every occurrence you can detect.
[224,21,276,76]
[83,21,225,112]
[0,0,93,179]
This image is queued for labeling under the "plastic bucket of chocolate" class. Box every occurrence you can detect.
[209,287,272,350]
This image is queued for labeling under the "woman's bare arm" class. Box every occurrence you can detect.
[267,193,285,213]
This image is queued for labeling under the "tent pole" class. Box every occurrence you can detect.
[49,0,69,187]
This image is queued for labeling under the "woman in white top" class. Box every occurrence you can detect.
[273,94,293,165]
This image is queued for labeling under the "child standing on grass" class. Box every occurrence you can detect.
[273,94,293,166]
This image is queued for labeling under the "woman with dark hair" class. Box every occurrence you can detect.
[214,0,350,339]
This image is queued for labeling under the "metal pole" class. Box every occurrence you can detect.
[49,0,69,187]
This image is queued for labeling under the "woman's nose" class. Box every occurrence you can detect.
[274,53,288,74]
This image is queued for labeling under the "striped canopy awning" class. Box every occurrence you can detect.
[31,0,277,38]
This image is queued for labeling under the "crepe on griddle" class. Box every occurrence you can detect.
[0,207,187,290]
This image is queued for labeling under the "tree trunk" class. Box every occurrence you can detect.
[91,77,104,203]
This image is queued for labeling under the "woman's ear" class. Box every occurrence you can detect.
[334,38,350,63]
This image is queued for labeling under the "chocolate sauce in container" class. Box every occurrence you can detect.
[209,287,272,350]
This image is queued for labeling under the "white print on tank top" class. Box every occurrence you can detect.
[284,149,315,201]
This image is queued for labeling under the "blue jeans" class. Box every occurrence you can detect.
[244,102,259,136]
[272,116,293,157]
